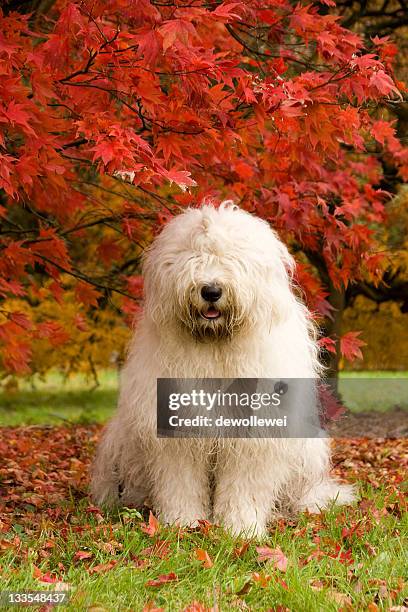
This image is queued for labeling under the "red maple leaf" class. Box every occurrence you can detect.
[256,545,288,571]
[141,511,160,537]
[88,560,117,574]
[5,101,36,135]
[371,119,396,145]
[194,548,213,568]
[146,572,178,587]
[75,282,101,308]
[162,169,197,191]
[33,566,60,583]
[340,331,366,362]
[369,70,402,98]
[158,20,197,52]
[318,337,337,354]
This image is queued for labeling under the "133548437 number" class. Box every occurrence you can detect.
[1,591,70,606]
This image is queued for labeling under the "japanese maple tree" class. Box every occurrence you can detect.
[0,0,406,374]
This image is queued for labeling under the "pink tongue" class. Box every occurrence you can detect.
[206,308,220,318]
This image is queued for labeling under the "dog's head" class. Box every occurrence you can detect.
[143,201,296,341]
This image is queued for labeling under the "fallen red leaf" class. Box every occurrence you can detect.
[33,566,59,583]
[141,540,171,559]
[141,511,160,537]
[327,589,353,606]
[256,545,288,571]
[365,543,377,556]
[131,555,150,569]
[194,548,213,568]
[88,560,117,574]
[252,572,272,588]
[328,545,354,566]
[182,602,215,612]
[196,519,212,535]
[236,581,252,596]
[146,572,178,587]
[233,541,250,558]
[142,603,165,612]
[74,550,93,561]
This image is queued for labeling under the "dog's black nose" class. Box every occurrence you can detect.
[201,284,222,303]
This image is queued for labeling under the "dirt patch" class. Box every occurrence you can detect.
[328,408,408,439]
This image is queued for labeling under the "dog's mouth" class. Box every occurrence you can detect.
[200,306,221,321]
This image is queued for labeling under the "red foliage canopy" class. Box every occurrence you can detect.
[0,1,406,372]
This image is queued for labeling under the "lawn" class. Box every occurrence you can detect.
[1,370,407,427]
[0,373,407,611]
[0,371,118,427]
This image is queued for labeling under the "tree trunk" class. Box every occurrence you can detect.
[303,250,345,389]
[321,281,346,394]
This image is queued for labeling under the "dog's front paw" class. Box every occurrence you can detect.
[215,512,267,539]
[159,509,209,529]
[298,480,356,513]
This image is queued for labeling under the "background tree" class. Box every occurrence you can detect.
[318,0,408,376]
[0,0,406,379]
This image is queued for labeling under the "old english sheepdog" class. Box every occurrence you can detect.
[91,201,354,536]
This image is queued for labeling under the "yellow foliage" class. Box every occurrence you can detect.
[386,185,408,276]
[3,278,131,379]
[343,295,408,370]
[342,186,408,370]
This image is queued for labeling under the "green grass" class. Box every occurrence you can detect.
[0,371,118,426]
[1,487,407,611]
[338,371,408,413]
[0,370,407,427]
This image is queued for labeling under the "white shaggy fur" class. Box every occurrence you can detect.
[91,202,354,537]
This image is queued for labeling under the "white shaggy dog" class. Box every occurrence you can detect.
[91,202,354,536]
